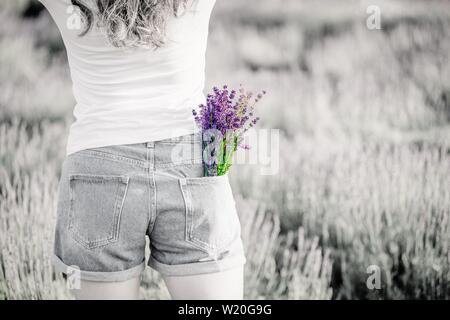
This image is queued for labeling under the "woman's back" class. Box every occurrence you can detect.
[40,0,216,155]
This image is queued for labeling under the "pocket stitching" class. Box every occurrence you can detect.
[68,174,129,250]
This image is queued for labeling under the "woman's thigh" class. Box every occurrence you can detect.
[71,277,141,300]
[162,266,244,300]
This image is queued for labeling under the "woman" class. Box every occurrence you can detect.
[39,0,246,300]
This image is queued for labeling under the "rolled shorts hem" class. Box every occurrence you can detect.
[52,255,145,282]
[148,254,246,277]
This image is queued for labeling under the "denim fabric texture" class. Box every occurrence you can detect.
[52,133,246,281]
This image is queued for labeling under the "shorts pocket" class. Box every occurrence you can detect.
[68,174,130,250]
[179,174,241,253]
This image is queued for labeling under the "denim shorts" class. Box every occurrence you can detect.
[52,133,246,282]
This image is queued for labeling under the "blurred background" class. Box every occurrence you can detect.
[1,0,449,299]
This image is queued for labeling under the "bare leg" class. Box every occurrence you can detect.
[162,266,244,300]
[71,277,141,300]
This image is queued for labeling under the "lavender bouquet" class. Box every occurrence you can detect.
[192,85,265,176]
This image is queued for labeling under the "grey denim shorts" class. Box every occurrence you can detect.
[52,133,246,282]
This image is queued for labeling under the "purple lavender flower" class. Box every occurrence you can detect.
[192,85,266,176]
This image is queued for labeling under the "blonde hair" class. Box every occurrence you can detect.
[71,0,191,48]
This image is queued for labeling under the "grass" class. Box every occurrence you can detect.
[1,0,449,299]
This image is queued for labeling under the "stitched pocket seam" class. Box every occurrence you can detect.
[68,174,130,250]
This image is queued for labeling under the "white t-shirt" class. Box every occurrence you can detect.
[39,0,215,155]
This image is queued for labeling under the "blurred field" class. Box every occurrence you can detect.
[1,0,449,299]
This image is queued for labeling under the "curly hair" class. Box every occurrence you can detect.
[71,0,191,48]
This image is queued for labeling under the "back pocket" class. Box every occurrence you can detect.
[179,174,241,253]
[68,174,130,250]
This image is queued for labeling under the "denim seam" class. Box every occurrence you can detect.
[82,149,144,163]
[156,159,203,169]
[145,147,152,231]
[179,179,193,251]
[71,150,146,168]
[148,171,157,235]
[115,176,130,242]
[157,139,202,145]
[184,174,229,186]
